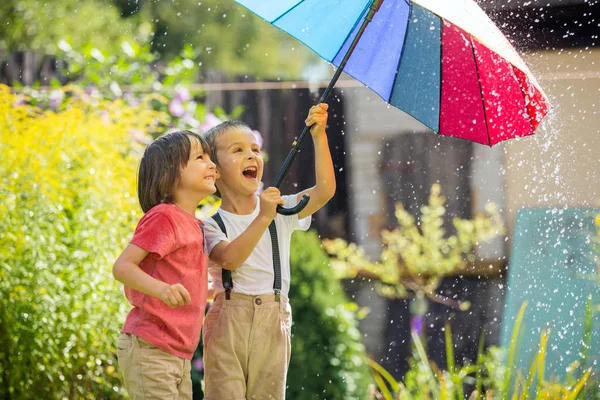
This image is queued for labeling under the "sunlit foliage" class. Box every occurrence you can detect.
[0,84,161,398]
[323,184,505,300]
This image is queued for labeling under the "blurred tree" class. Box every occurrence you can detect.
[117,0,314,79]
[0,0,315,80]
[0,0,146,56]
[323,184,504,339]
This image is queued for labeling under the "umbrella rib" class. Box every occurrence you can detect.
[331,1,372,65]
[388,2,413,105]
[271,0,308,24]
[510,65,535,137]
[469,35,491,146]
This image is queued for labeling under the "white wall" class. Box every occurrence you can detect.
[503,49,600,233]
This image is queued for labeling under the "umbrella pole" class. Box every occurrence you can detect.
[275,0,384,215]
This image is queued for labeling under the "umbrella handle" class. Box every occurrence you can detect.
[274,123,312,216]
[276,194,310,216]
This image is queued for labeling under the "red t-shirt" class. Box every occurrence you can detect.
[121,203,208,359]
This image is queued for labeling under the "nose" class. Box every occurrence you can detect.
[246,150,256,160]
[208,159,216,170]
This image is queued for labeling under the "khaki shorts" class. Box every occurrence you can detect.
[203,292,292,400]
[117,333,192,400]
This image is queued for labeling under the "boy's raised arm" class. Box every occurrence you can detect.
[297,103,336,220]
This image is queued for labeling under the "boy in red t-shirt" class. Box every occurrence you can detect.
[112,130,279,399]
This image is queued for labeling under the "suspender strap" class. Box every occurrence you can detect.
[212,213,233,300]
[211,212,282,301]
[268,221,282,302]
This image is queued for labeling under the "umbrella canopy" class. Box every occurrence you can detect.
[235,0,551,146]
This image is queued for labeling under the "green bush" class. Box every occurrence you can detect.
[0,85,161,399]
[287,230,372,399]
[190,231,372,399]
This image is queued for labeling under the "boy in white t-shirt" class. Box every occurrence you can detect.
[202,104,335,400]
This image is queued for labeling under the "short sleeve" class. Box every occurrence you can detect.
[281,195,311,232]
[130,209,177,259]
[203,216,230,254]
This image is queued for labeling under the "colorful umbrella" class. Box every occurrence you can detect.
[234,0,551,214]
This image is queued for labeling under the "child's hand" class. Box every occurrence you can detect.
[305,103,329,137]
[159,283,191,308]
[258,187,285,221]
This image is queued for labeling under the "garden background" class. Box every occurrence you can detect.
[1,0,599,399]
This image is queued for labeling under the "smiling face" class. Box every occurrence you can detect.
[214,128,264,198]
[138,131,216,213]
[177,137,217,198]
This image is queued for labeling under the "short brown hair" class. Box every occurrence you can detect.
[138,130,211,213]
[203,120,252,167]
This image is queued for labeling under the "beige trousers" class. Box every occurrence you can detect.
[203,292,292,400]
[117,333,192,400]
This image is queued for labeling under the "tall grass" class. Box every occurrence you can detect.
[366,302,596,400]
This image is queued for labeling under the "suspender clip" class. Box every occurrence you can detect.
[225,288,231,300]
[274,289,281,302]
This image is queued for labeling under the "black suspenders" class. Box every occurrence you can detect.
[212,213,282,302]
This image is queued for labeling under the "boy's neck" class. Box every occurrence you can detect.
[173,198,200,219]
[219,192,257,215]
[173,190,209,218]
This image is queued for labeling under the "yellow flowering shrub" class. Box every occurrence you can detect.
[323,184,505,300]
[595,213,600,279]
[0,84,164,398]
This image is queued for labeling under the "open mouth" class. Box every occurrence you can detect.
[242,166,258,179]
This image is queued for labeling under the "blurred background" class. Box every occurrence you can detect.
[1,0,599,398]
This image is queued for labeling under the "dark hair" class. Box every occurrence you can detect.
[138,130,211,213]
[203,120,252,167]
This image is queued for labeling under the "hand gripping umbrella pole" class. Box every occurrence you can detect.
[275,0,384,216]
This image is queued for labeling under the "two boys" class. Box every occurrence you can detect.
[115,104,335,400]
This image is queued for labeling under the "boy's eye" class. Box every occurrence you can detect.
[197,154,204,160]
[234,148,242,153]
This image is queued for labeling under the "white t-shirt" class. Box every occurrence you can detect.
[203,194,311,297]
